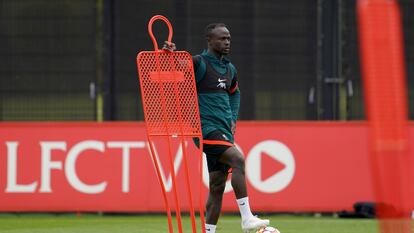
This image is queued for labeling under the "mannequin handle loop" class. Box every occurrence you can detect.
[148,15,173,51]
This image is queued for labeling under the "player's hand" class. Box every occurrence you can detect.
[162,41,176,52]
[231,121,236,135]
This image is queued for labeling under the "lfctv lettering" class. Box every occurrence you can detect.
[4,140,295,195]
[5,141,145,194]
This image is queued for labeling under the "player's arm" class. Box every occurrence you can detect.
[162,41,206,83]
[229,65,240,134]
[192,55,206,83]
[163,41,206,83]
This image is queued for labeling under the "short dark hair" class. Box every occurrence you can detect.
[205,23,227,38]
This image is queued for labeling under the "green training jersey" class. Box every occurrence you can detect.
[193,50,240,143]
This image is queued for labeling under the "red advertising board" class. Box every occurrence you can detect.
[0,122,412,212]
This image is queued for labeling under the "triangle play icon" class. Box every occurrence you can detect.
[260,151,286,181]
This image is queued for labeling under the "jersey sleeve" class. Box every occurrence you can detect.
[228,64,240,122]
[192,55,206,83]
[229,73,239,95]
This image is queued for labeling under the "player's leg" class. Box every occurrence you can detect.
[219,146,269,232]
[202,132,232,233]
[202,130,268,232]
[205,170,228,226]
[218,146,246,198]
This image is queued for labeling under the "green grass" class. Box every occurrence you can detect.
[0,213,380,233]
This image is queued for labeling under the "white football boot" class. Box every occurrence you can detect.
[241,216,270,233]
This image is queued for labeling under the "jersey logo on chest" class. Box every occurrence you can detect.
[217,78,227,89]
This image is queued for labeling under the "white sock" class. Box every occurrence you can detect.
[237,197,254,221]
[205,224,216,233]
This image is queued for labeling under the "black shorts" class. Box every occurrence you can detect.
[203,130,234,173]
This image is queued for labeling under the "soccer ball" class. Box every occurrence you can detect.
[256,226,281,233]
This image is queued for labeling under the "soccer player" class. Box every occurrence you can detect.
[163,23,270,233]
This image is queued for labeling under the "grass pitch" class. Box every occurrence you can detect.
[0,213,379,233]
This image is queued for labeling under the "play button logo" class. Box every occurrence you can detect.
[261,151,286,181]
[246,140,295,193]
